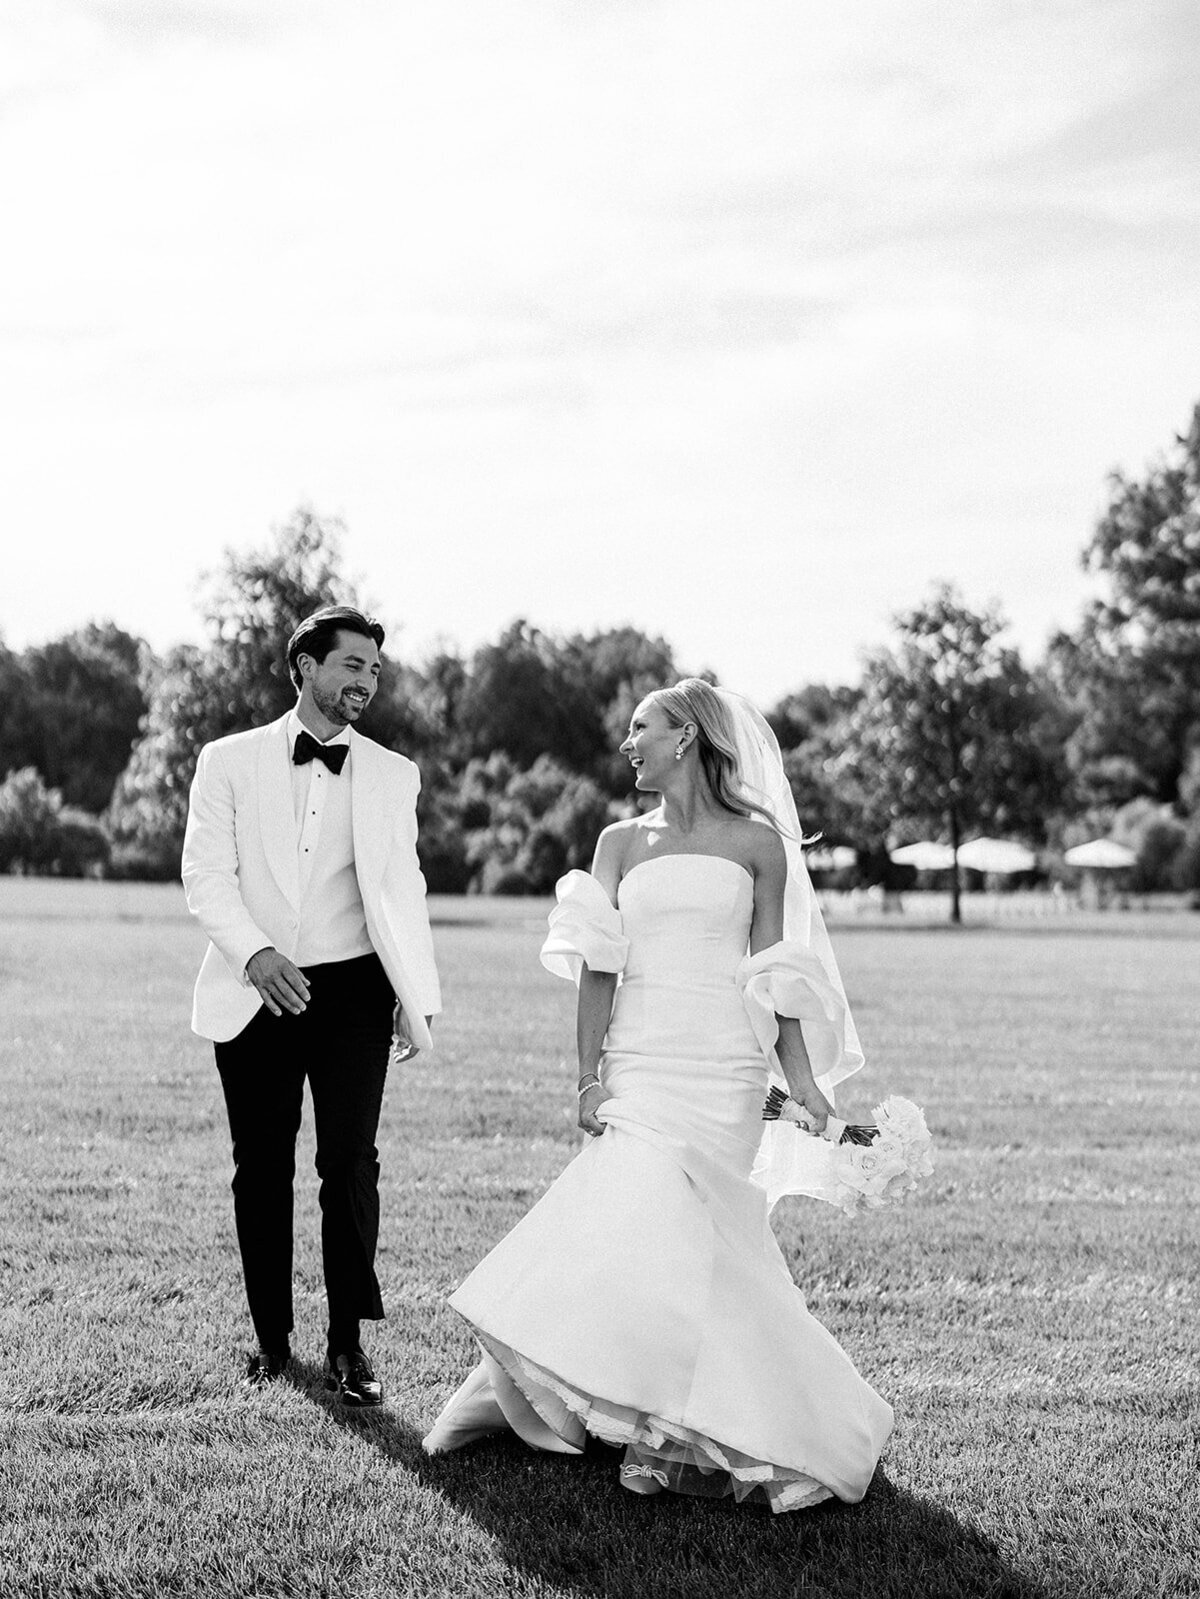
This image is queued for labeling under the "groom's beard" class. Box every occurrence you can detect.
[312,682,370,726]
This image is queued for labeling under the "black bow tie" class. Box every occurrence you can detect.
[293,730,349,775]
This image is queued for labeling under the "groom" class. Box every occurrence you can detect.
[181,605,441,1402]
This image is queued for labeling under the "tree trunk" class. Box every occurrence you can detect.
[948,802,962,925]
[943,684,963,926]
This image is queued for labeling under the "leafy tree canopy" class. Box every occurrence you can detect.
[0,622,146,813]
[0,766,109,876]
[1056,403,1200,804]
[456,619,678,791]
[766,684,857,752]
[830,585,1068,918]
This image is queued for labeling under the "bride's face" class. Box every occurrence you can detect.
[620,699,679,791]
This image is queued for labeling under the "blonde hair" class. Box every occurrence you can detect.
[645,678,790,834]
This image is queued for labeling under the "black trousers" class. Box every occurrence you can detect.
[214,952,395,1352]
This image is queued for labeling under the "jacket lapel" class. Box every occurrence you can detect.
[258,714,300,909]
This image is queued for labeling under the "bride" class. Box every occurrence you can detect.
[422,679,894,1512]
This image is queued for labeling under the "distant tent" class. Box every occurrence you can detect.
[805,845,856,872]
[1063,839,1136,869]
[956,838,1036,874]
[889,841,956,871]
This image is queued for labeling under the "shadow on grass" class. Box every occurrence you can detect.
[289,1361,1050,1599]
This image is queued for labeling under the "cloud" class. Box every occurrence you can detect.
[2,0,1199,697]
[76,0,305,47]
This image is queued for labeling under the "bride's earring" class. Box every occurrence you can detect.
[675,744,685,760]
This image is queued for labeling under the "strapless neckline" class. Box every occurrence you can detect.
[617,854,754,898]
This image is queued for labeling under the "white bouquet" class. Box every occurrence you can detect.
[762,1088,933,1217]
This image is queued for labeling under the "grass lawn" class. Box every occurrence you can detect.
[1,880,1197,1599]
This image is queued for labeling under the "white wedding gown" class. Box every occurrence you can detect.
[423,856,894,1512]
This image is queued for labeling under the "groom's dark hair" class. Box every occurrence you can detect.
[287,606,386,692]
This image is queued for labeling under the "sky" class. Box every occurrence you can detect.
[3,0,1199,705]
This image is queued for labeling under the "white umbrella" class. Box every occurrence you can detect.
[889,841,956,871]
[957,837,1036,874]
[1063,839,1136,869]
[805,845,856,872]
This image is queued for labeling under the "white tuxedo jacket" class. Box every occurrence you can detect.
[181,712,441,1048]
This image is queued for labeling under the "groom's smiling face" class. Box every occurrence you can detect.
[302,629,381,727]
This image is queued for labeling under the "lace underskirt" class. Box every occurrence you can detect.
[477,1330,832,1515]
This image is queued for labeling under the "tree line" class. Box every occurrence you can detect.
[4,404,1200,900]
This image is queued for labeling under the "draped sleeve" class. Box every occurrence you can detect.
[736,939,864,1097]
[738,940,867,1213]
[539,870,629,986]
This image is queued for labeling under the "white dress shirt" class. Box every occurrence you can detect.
[287,710,374,968]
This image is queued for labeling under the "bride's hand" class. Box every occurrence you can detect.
[578,1082,608,1138]
[788,1081,832,1136]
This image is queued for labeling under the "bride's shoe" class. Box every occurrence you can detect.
[619,1462,668,1497]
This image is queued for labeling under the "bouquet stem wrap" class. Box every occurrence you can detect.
[761,1091,934,1216]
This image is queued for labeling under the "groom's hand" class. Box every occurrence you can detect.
[246,948,311,1017]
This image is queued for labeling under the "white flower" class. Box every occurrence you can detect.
[827,1096,933,1216]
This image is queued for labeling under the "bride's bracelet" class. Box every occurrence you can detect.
[577,1074,602,1097]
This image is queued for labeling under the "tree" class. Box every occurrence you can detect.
[767,684,853,753]
[399,648,469,766]
[54,808,111,877]
[106,645,230,877]
[442,753,613,894]
[831,586,1068,923]
[783,735,867,847]
[568,626,678,794]
[1047,612,1186,809]
[15,622,147,813]
[766,684,868,848]
[1174,813,1200,902]
[1055,403,1200,805]
[1109,798,1188,893]
[0,640,35,785]
[455,621,678,789]
[0,767,63,873]
[456,621,596,771]
[0,767,109,876]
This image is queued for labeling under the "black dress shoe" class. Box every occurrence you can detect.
[325,1348,383,1406]
[243,1348,290,1390]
